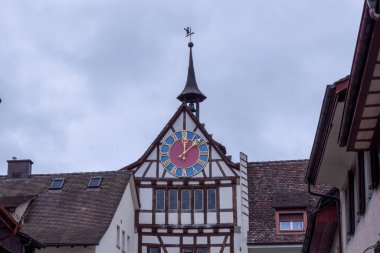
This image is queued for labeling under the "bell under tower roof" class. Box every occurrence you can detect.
[177,41,207,103]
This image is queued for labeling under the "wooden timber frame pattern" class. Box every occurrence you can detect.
[123,104,241,253]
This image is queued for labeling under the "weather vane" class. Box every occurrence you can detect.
[184,27,194,42]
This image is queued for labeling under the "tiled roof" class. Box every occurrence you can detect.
[0,195,37,208]
[247,159,324,245]
[0,170,132,246]
[272,191,309,209]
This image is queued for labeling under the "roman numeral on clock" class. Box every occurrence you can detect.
[169,166,177,175]
[200,151,208,156]
[197,159,207,167]
[162,160,172,168]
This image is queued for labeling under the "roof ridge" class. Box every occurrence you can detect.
[248,159,309,165]
[1,170,132,178]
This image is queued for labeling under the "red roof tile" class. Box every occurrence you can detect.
[247,160,325,245]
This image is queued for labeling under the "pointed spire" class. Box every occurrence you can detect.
[177,42,207,103]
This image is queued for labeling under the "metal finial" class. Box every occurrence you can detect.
[184,27,194,43]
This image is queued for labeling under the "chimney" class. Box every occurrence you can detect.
[7,158,33,179]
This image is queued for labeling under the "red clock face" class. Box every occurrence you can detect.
[160,131,209,177]
[169,139,200,168]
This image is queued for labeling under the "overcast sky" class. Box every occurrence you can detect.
[0,0,363,174]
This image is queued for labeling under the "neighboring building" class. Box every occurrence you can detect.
[0,159,138,253]
[0,205,43,253]
[247,160,323,253]
[121,41,250,253]
[304,2,380,252]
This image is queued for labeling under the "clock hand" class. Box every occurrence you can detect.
[181,135,188,160]
[178,139,200,158]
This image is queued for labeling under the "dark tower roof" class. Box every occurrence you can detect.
[177,42,207,103]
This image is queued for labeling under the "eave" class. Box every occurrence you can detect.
[347,15,380,150]
[339,1,380,148]
[307,78,352,186]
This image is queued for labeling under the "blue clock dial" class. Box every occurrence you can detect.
[160,130,209,177]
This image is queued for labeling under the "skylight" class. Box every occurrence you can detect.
[88,176,102,188]
[50,178,65,190]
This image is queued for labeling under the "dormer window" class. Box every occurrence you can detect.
[275,210,307,234]
[50,178,65,190]
[88,176,102,188]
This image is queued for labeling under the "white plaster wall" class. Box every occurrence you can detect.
[207,212,217,224]
[13,200,31,222]
[168,213,178,224]
[343,190,380,253]
[139,188,152,210]
[194,212,204,224]
[139,212,152,224]
[220,212,233,223]
[148,148,158,160]
[142,236,160,244]
[37,246,95,253]
[172,116,182,132]
[156,213,165,224]
[234,232,241,253]
[220,188,232,209]
[211,247,221,253]
[181,213,191,224]
[162,236,179,244]
[95,182,136,253]
[167,247,179,253]
[135,162,149,177]
[145,165,157,177]
[185,114,196,130]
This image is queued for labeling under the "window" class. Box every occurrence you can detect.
[279,214,304,230]
[357,152,366,215]
[347,170,355,235]
[370,150,379,189]
[181,189,191,210]
[194,189,203,210]
[169,189,178,211]
[50,178,65,190]
[121,230,125,252]
[127,236,130,253]
[149,246,160,253]
[207,189,216,210]
[88,176,102,188]
[156,189,165,211]
[116,225,120,248]
[182,247,207,253]
[275,210,306,234]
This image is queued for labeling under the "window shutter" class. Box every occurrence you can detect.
[279,213,303,221]
[357,152,366,215]
[347,170,355,235]
[370,150,379,189]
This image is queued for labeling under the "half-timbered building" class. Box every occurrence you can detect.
[121,41,250,253]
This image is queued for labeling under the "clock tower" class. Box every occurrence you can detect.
[123,34,249,253]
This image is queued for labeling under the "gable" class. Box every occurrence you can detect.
[124,103,238,179]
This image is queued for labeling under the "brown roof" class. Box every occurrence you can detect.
[247,160,324,245]
[0,170,132,246]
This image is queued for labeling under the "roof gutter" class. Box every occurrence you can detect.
[45,243,98,247]
[306,85,336,184]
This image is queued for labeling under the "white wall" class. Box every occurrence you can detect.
[95,179,137,253]
[343,190,380,253]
